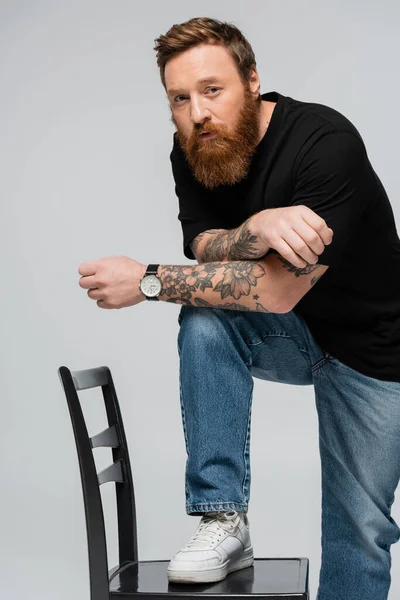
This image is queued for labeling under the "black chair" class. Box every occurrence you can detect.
[58,365,309,599]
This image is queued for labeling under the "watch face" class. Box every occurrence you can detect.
[141,274,162,297]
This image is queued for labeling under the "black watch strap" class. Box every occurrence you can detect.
[145,264,160,301]
[146,264,160,276]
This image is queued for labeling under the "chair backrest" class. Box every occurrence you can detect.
[58,365,138,600]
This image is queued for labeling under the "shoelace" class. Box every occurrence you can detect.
[183,510,240,550]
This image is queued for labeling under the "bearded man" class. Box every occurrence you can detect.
[78,17,400,600]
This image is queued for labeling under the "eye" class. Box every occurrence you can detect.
[173,87,221,104]
[174,95,187,104]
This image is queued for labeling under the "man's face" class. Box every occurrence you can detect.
[165,42,262,189]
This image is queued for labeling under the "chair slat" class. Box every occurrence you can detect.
[98,459,124,485]
[71,366,109,390]
[91,424,120,449]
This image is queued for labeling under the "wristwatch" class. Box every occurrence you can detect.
[139,264,162,301]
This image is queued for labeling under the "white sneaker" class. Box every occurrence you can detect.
[167,510,254,584]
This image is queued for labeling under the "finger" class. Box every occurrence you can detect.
[78,261,98,276]
[299,208,333,246]
[97,299,109,309]
[79,275,98,289]
[291,220,326,256]
[283,229,319,264]
[275,239,308,268]
[87,288,101,299]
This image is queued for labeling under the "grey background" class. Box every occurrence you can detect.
[1,1,399,598]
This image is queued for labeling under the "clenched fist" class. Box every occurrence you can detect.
[253,205,334,268]
[78,255,147,309]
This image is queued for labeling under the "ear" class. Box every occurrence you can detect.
[248,67,261,99]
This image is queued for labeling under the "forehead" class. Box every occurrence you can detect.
[165,43,238,94]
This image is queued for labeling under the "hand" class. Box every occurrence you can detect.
[253,206,333,268]
[78,256,147,309]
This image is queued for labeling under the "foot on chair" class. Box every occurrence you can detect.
[167,510,254,584]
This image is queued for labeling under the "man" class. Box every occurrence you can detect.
[78,16,400,600]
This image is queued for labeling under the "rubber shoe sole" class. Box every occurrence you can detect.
[167,546,254,584]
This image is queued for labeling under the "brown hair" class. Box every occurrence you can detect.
[153,17,258,93]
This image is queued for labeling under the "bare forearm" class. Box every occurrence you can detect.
[158,260,282,313]
[193,213,271,263]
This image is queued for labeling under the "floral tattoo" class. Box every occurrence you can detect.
[190,217,266,262]
[159,261,266,309]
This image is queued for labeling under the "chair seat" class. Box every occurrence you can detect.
[109,558,309,598]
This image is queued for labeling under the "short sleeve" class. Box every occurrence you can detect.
[290,130,378,267]
[170,135,226,260]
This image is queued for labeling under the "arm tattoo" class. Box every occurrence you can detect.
[276,255,320,278]
[194,298,251,311]
[311,275,322,286]
[194,298,270,313]
[192,217,268,263]
[158,261,268,311]
[190,231,207,256]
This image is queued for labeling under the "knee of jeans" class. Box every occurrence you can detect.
[178,306,227,348]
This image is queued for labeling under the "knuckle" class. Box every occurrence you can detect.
[296,241,307,252]
[269,230,279,243]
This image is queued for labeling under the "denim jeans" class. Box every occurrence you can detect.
[177,305,400,600]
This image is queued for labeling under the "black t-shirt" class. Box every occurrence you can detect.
[170,91,400,383]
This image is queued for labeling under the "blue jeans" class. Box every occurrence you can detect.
[177,305,400,600]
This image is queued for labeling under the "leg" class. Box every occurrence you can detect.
[313,356,400,600]
[177,305,326,515]
[171,304,328,584]
[177,305,254,514]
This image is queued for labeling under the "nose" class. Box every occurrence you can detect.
[190,95,211,125]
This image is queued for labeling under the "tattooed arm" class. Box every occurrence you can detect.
[191,214,271,263]
[156,253,326,313]
[191,206,334,271]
